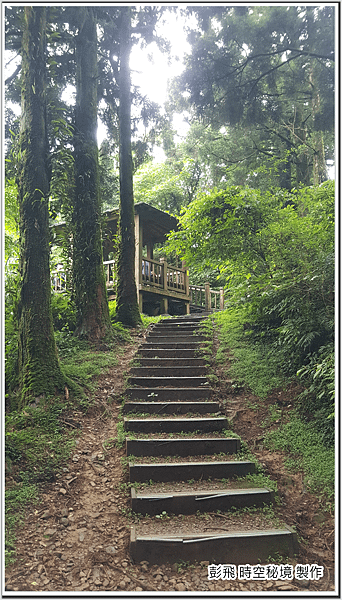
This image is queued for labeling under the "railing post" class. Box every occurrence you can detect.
[220,287,225,310]
[182,260,189,296]
[160,258,168,291]
[159,258,168,314]
[205,281,210,312]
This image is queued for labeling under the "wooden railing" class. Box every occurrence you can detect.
[103,260,116,289]
[141,258,187,295]
[52,261,116,293]
[141,258,163,288]
[51,268,68,292]
[52,261,224,311]
[189,282,225,311]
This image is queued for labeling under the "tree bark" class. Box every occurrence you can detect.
[115,7,142,327]
[17,6,65,404]
[72,7,112,340]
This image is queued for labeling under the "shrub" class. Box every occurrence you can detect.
[296,344,335,446]
[51,292,76,331]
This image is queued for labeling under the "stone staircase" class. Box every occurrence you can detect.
[123,315,298,566]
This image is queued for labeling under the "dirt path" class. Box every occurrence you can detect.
[5,331,335,594]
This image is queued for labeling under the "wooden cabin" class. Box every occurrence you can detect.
[102,202,190,315]
[51,202,191,315]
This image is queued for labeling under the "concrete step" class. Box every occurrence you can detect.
[151,325,203,332]
[122,401,220,415]
[124,416,228,434]
[126,388,213,400]
[130,366,207,377]
[128,376,209,388]
[144,336,206,344]
[139,342,202,350]
[129,460,256,483]
[126,437,240,457]
[160,316,208,323]
[136,358,206,367]
[130,525,298,565]
[136,349,199,359]
[149,327,204,333]
[131,487,274,515]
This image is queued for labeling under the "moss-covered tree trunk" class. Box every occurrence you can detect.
[115,7,142,327]
[17,6,65,403]
[72,7,112,340]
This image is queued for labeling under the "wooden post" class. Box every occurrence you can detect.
[146,241,153,260]
[160,258,168,291]
[182,260,190,315]
[159,258,168,314]
[160,297,168,314]
[182,260,189,296]
[220,287,225,310]
[205,281,210,312]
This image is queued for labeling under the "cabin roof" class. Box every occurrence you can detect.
[104,202,178,245]
[51,202,178,246]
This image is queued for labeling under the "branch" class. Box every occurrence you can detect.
[210,149,257,165]
[5,63,21,86]
[213,46,333,99]
[262,124,292,148]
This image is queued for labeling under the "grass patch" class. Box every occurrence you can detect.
[141,314,164,328]
[214,308,286,398]
[60,347,118,394]
[5,478,39,566]
[5,398,76,566]
[5,400,77,482]
[116,419,127,448]
[264,415,335,503]
[232,472,278,493]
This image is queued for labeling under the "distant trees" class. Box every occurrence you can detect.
[133,157,203,215]
[170,5,334,189]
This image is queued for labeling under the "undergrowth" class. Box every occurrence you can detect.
[214,308,286,398]
[264,416,335,504]
[5,477,39,566]
[215,307,335,504]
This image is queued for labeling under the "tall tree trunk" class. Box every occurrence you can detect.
[294,108,312,186]
[116,7,142,327]
[72,7,112,340]
[17,6,65,404]
[309,67,328,185]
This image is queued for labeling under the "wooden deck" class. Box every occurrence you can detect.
[52,259,224,314]
[51,203,224,314]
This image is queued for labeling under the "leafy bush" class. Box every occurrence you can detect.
[296,344,335,446]
[51,292,76,331]
[108,299,117,321]
[170,181,334,438]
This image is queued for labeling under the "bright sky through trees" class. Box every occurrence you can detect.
[98,8,193,159]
